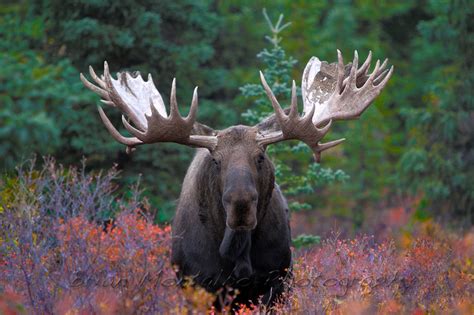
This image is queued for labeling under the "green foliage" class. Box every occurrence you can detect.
[0,9,106,170]
[292,233,321,249]
[1,0,472,226]
[397,0,474,221]
[0,12,58,167]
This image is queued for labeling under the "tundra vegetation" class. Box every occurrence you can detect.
[1,1,473,314]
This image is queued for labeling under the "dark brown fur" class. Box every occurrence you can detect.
[171,125,292,307]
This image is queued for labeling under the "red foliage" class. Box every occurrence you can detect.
[1,211,472,314]
[0,210,219,313]
[0,288,25,315]
[265,225,473,314]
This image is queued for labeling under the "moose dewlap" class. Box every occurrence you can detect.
[81,49,393,306]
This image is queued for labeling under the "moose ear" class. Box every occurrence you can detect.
[254,108,291,136]
[192,122,217,136]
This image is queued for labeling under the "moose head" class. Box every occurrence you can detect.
[81,50,392,306]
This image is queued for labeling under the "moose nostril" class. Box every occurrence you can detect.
[233,200,247,212]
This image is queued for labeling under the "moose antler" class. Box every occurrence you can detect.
[257,50,393,161]
[80,62,218,152]
[302,50,393,126]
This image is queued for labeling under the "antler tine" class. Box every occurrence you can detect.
[89,65,107,89]
[346,51,376,88]
[80,73,109,100]
[186,87,199,123]
[364,59,381,87]
[170,78,180,118]
[260,71,286,122]
[373,69,389,85]
[100,99,115,107]
[314,138,346,159]
[97,106,142,146]
[336,49,345,94]
[304,103,316,124]
[375,66,394,89]
[375,59,388,77]
[122,114,146,140]
[289,80,298,119]
[316,119,332,135]
[347,50,359,88]
[317,138,346,151]
[357,50,372,76]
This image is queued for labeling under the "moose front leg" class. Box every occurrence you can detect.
[219,227,253,279]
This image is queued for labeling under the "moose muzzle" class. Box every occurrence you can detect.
[222,169,258,231]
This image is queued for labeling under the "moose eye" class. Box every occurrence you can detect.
[256,153,265,164]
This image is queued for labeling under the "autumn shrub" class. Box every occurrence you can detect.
[0,158,222,313]
[49,213,214,314]
[1,159,472,314]
[264,230,473,314]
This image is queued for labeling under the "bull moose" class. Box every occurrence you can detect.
[81,50,393,306]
